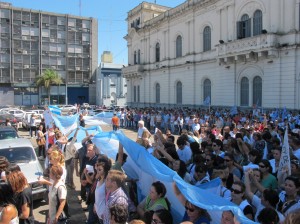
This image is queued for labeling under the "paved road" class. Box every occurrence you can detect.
[18,123,138,224]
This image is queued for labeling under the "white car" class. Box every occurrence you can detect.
[27,109,44,115]
[22,112,43,130]
[7,109,26,122]
[60,105,77,111]
[0,138,47,200]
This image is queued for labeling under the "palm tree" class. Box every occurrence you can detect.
[36,69,63,105]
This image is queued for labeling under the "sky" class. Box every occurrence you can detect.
[5,0,186,65]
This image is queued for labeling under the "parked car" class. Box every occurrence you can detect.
[22,112,43,130]
[27,109,44,115]
[88,108,104,116]
[7,109,26,122]
[0,138,47,200]
[0,126,19,140]
[0,111,18,129]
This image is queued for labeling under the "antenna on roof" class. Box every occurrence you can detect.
[79,0,82,16]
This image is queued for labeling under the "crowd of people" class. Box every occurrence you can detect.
[1,105,300,224]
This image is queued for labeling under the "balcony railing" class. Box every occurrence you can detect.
[217,33,279,57]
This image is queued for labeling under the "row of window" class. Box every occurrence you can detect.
[150,77,262,106]
[133,9,263,64]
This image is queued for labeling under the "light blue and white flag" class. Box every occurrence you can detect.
[48,105,62,115]
[203,96,211,106]
[51,113,79,135]
[230,105,238,116]
[92,131,257,224]
[278,125,291,175]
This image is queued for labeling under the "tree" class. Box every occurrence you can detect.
[36,69,63,105]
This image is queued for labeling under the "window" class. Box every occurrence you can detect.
[237,14,251,39]
[134,51,137,64]
[253,76,262,106]
[133,86,136,102]
[253,10,262,36]
[240,77,249,106]
[155,83,160,103]
[137,49,141,64]
[137,85,140,102]
[155,42,160,62]
[176,81,182,104]
[203,26,211,52]
[203,79,211,102]
[176,35,182,58]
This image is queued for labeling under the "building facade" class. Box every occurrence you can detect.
[96,52,127,107]
[0,2,98,106]
[123,0,300,109]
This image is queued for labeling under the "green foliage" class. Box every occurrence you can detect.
[35,69,63,104]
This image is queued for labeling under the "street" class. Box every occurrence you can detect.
[18,123,138,224]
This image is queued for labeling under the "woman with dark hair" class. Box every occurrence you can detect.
[224,153,242,180]
[212,139,224,158]
[6,170,34,224]
[258,160,278,190]
[0,182,19,224]
[278,176,300,216]
[257,207,279,224]
[137,181,170,219]
[173,183,211,224]
[230,181,254,220]
[94,155,112,223]
[151,209,173,224]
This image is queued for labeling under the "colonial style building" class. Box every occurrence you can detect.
[122,0,300,109]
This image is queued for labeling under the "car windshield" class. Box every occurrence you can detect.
[0,131,18,140]
[0,147,35,163]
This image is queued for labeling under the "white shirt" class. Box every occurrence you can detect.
[177,145,192,164]
[95,180,106,220]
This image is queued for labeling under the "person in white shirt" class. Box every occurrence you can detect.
[176,137,192,165]
[291,136,300,160]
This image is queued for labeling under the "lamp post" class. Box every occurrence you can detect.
[21,92,24,106]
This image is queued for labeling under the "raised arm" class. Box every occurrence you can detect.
[244,170,254,202]
[172,182,187,206]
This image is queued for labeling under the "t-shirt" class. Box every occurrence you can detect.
[14,187,34,224]
[111,116,119,126]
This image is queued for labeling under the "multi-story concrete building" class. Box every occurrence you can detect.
[123,0,300,109]
[96,51,127,107]
[0,2,97,106]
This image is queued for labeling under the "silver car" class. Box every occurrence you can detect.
[0,138,47,200]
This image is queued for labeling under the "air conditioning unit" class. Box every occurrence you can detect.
[23,50,27,54]
[17,49,23,53]
[45,23,49,26]
[24,65,29,69]
[22,36,27,40]
[50,39,55,42]
[76,67,80,70]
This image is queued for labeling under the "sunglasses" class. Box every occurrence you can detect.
[205,159,211,162]
[185,206,195,212]
[231,188,243,194]
[212,144,217,147]
[259,164,266,168]
[224,159,231,162]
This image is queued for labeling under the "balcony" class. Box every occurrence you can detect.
[122,64,144,79]
[217,33,280,58]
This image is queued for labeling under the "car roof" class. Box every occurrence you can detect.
[0,138,33,149]
[0,126,17,131]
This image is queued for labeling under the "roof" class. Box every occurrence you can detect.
[0,138,33,149]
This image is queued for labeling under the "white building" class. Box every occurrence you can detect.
[96,62,127,107]
[122,0,300,110]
